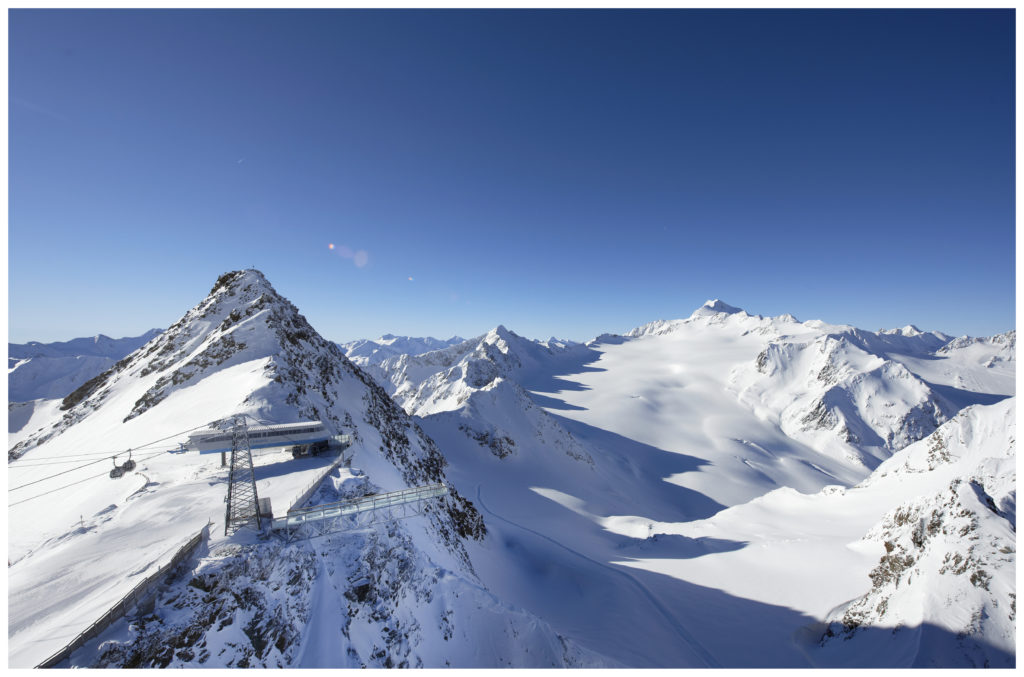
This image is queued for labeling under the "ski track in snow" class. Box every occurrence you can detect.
[474,485,721,668]
[295,551,344,668]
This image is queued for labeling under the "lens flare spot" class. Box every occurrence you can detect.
[328,243,335,250]
[408,276,414,282]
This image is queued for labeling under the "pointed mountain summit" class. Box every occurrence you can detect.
[9,270,616,669]
[368,324,591,417]
[13,268,485,541]
[697,299,745,315]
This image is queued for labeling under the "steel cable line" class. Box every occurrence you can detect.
[7,470,114,507]
[8,416,327,493]
[8,450,133,461]
[9,422,214,463]
[8,447,181,468]
[7,423,211,489]
[129,422,212,450]
[8,455,121,491]
[7,448,169,507]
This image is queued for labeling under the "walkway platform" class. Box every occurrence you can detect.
[269,483,448,540]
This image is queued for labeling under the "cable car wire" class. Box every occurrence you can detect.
[7,470,115,507]
[9,422,213,464]
[7,423,210,489]
[7,448,170,506]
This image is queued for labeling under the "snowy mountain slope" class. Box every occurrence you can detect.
[10,355,122,403]
[733,328,957,467]
[9,396,65,450]
[730,321,1013,473]
[350,298,1014,667]
[8,329,162,402]
[10,285,1013,668]
[601,398,1014,668]
[373,300,1009,505]
[366,325,591,416]
[813,399,1016,668]
[521,301,916,507]
[337,334,465,368]
[83,469,608,669]
[890,330,1016,402]
[9,270,609,669]
[353,304,866,663]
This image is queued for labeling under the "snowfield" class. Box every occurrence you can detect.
[374,299,1015,667]
[7,274,1015,668]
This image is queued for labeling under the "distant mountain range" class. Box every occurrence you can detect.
[7,273,1015,668]
[9,329,163,402]
[337,334,465,367]
[9,331,466,405]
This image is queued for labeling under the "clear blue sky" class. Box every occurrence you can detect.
[9,9,1015,344]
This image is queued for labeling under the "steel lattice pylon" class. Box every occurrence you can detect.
[224,416,261,534]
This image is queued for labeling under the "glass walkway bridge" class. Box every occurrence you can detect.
[270,483,448,540]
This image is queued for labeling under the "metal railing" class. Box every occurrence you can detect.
[284,436,353,513]
[271,483,448,531]
[36,523,210,669]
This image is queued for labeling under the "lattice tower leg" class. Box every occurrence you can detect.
[224,416,261,534]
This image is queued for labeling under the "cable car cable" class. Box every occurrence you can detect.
[7,423,211,489]
[7,449,167,507]
[9,422,213,463]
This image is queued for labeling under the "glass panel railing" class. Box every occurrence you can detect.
[273,484,448,529]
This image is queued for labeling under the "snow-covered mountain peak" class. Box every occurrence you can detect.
[624,320,673,338]
[704,298,743,313]
[880,324,924,337]
[483,324,516,343]
[864,398,1016,487]
[204,268,275,306]
[812,398,1016,666]
[938,329,1016,356]
[693,299,745,317]
[339,334,468,368]
[11,270,646,669]
[10,269,323,452]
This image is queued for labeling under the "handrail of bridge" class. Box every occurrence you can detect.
[271,483,448,530]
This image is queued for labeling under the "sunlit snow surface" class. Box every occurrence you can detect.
[8,286,1015,668]
[8,271,600,669]
[391,302,1014,667]
[7,361,346,667]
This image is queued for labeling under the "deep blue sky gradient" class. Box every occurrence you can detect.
[9,9,1015,343]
